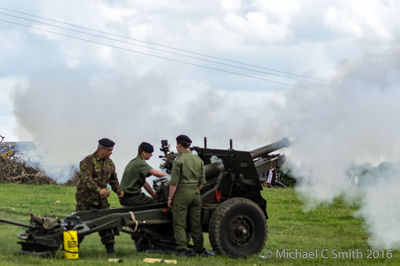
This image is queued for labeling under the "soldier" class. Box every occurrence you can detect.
[75,138,124,255]
[168,135,210,256]
[119,142,168,206]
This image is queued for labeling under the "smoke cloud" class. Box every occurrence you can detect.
[277,46,400,249]
[11,68,284,182]
[10,46,400,250]
[6,0,400,251]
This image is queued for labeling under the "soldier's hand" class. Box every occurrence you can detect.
[118,191,124,198]
[167,198,172,208]
[99,188,110,198]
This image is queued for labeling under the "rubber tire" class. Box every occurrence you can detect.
[208,197,267,257]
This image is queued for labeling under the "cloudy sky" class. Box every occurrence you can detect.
[1,0,400,249]
[1,0,395,140]
[0,0,397,179]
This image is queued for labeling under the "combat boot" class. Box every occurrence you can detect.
[106,244,115,255]
[176,248,196,257]
[195,248,216,257]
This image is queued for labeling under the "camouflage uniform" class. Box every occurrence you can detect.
[119,156,153,206]
[170,150,206,251]
[75,151,122,246]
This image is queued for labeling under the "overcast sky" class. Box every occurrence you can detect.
[0,0,398,170]
[2,0,400,249]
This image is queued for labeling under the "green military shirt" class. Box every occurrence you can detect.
[76,151,121,210]
[120,156,152,194]
[170,150,206,187]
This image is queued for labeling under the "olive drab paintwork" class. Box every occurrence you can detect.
[170,150,205,251]
[75,151,121,210]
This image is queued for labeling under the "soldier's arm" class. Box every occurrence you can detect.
[149,168,168,178]
[169,160,181,186]
[108,163,122,195]
[199,161,206,189]
[168,184,177,208]
[110,172,122,192]
[80,159,101,193]
[168,160,181,208]
[143,181,156,198]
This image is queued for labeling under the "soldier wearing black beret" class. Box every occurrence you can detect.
[175,135,192,151]
[98,138,115,148]
[75,138,124,254]
[119,142,168,206]
[169,135,209,255]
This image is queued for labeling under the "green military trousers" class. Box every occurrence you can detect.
[119,192,154,206]
[171,186,204,251]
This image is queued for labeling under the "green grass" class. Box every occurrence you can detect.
[0,183,398,265]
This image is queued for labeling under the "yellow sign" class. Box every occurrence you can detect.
[63,230,79,259]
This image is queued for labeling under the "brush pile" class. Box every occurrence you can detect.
[0,156,55,184]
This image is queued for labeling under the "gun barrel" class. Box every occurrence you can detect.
[249,138,290,159]
[0,218,34,229]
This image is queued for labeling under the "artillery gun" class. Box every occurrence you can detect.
[0,137,290,257]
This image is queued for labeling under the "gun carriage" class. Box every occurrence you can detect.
[0,137,290,257]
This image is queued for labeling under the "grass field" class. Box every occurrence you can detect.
[0,183,398,265]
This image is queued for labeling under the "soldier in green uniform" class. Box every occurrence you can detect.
[168,135,208,256]
[75,138,124,254]
[119,142,168,206]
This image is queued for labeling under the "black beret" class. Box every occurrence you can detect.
[139,142,154,153]
[98,138,115,148]
[176,135,192,144]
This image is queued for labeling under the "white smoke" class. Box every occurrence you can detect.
[5,0,400,251]
[356,175,400,249]
[12,47,400,250]
[278,47,400,249]
[11,69,284,183]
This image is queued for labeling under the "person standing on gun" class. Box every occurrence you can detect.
[168,135,212,256]
[119,142,168,206]
[75,138,124,255]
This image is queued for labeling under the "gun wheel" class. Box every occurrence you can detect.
[208,197,267,257]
